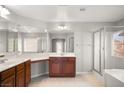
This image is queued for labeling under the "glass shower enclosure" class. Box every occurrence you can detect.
[93,26,124,75]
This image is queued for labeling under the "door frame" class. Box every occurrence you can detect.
[93,30,102,75]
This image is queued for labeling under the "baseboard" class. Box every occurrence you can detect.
[31,72,92,78]
[31,72,48,79]
[76,71,92,74]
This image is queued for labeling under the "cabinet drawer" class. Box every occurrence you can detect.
[67,57,75,62]
[1,67,15,81]
[16,63,25,71]
[49,57,67,62]
[61,57,67,62]
[49,57,60,62]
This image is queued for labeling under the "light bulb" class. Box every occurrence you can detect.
[44,29,47,32]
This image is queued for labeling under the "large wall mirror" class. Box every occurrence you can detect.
[18,32,47,53]
[0,17,74,54]
[0,18,18,53]
[49,32,74,53]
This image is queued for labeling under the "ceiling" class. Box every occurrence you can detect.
[5,5,124,22]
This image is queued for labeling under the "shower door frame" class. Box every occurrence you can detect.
[93,30,102,75]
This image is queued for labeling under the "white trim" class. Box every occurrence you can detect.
[76,72,88,74]
[76,71,92,74]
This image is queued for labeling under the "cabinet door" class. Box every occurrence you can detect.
[49,57,62,76]
[25,60,31,87]
[16,69,25,87]
[62,62,75,75]
[16,63,25,87]
[51,62,61,74]
[62,58,75,76]
[1,75,15,87]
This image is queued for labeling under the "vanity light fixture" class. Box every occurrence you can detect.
[57,24,68,31]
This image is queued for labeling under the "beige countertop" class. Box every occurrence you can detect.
[0,53,76,72]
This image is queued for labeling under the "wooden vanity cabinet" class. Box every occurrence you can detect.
[0,60,31,87]
[49,57,76,77]
[0,67,16,87]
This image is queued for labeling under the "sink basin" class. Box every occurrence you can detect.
[0,58,8,64]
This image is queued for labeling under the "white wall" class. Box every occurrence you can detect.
[74,30,92,72]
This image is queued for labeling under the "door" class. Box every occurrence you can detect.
[51,62,61,74]
[62,62,75,75]
[93,31,101,73]
[16,70,25,87]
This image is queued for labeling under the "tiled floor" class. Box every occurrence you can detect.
[28,72,105,87]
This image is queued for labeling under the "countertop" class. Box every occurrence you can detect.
[104,69,124,83]
[0,53,76,72]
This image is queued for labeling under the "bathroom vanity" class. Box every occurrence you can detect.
[49,57,76,77]
[0,53,76,87]
[0,60,31,87]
